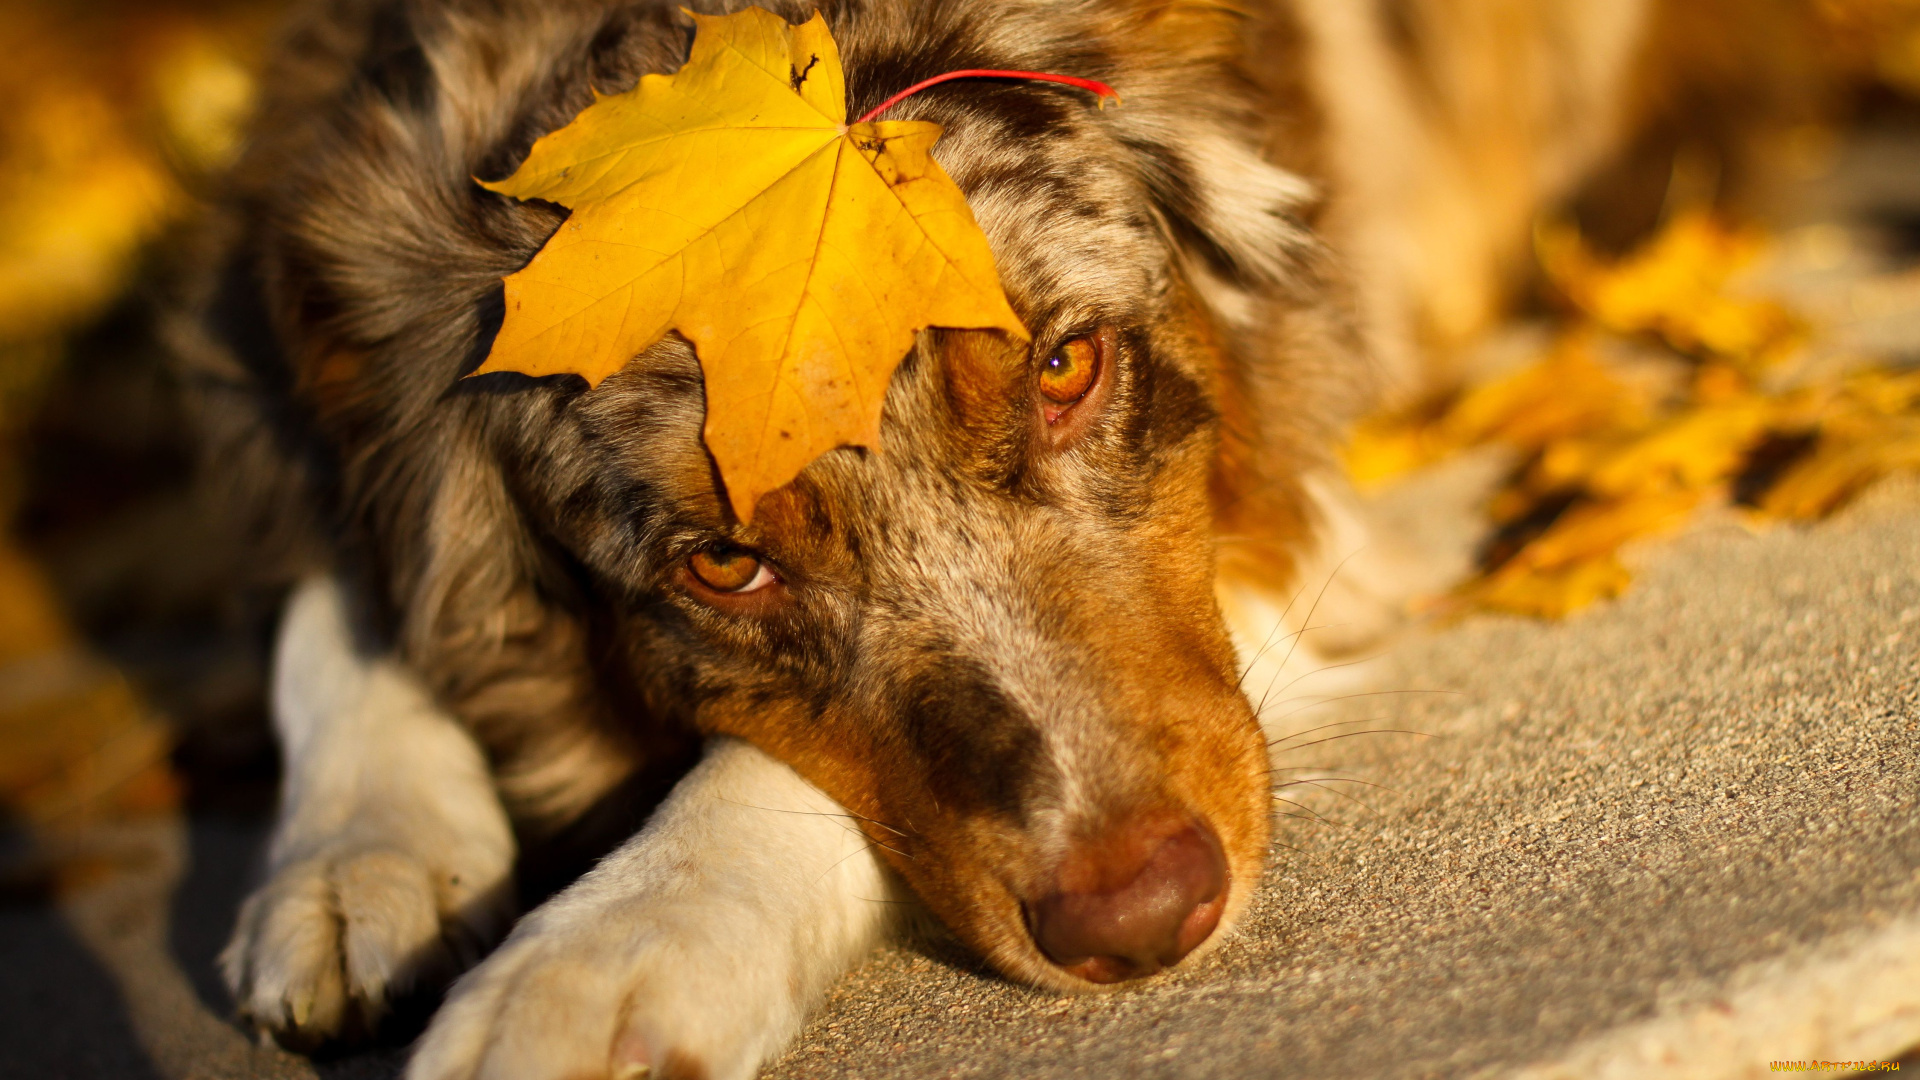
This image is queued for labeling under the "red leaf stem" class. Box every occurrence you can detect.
[854,69,1119,125]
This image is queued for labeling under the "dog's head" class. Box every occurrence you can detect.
[221,0,1356,992]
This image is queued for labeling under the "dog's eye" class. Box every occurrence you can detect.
[687,545,776,594]
[1039,336,1100,407]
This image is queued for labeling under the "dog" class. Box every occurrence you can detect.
[170,1,1816,1077]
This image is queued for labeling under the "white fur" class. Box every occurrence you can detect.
[407,737,905,1080]
[1178,128,1319,285]
[234,575,902,1076]
[223,577,518,1038]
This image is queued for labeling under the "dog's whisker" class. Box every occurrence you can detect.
[1265,714,1396,750]
[1255,629,1349,716]
[851,826,912,861]
[1270,796,1352,830]
[844,813,918,842]
[1262,687,1463,723]
[827,807,918,838]
[1256,633,1372,717]
[1245,620,1349,708]
[1271,774,1386,794]
[1271,772,1385,788]
[1266,839,1322,862]
[813,836,914,890]
[1269,725,1438,753]
[1236,611,1294,690]
[1240,621,1321,692]
[1273,776,1389,816]
[1273,811,1343,828]
[1256,648,1384,717]
[1237,610,1314,691]
[1234,576,1315,690]
[831,822,913,861]
[1270,794,1356,828]
[1267,712,1395,747]
[715,798,920,842]
[1236,549,1353,700]
[722,803,920,871]
[1262,547,1365,690]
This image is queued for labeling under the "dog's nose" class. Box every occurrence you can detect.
[1025,819,1227,984]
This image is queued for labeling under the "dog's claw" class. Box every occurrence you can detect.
[222,845,510,1048]
[612,1026,654,1079]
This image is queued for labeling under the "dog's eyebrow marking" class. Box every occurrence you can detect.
[790,54,819,92]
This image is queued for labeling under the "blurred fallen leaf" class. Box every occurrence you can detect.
[1343,336,1651,489]
[1464,554,1634,621]
[1458,488,1699,620]
[0,6,260,344]
[1815,0,1920,96]
[1761,371,1920,519]
[1537,212,1802,367]
[0,80,179,343]
[1507,490,1704,575]
[153,31,259,173]
[1444,338,1654,451]
[1583,392,1775,499]
[0,3,269,888]
[1349,209,1920,620]
[0,544,179,836]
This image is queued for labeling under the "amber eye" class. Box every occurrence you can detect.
[687,545,776,594]
[1039,336,1100,406]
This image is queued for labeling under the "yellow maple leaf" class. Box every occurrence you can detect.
[476,8,1028,520]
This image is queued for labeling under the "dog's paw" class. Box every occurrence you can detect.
[222,843,509,1049]
[407,902,798,1080]
[407,738,896,1080]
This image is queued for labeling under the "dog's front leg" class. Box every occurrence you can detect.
[222,576,517,1046]
[407,736,905,1080]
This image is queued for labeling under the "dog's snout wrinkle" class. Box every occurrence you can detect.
[1025,818,1227,985]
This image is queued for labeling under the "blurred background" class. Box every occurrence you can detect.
[0,0,281,871]
[0,0,1918,1075]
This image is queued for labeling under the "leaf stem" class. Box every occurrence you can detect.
[854,69,1119,125]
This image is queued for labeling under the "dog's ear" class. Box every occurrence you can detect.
[1087,3,1369,602]
[1098,0,1321,291]
[1136,126,1319,289]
